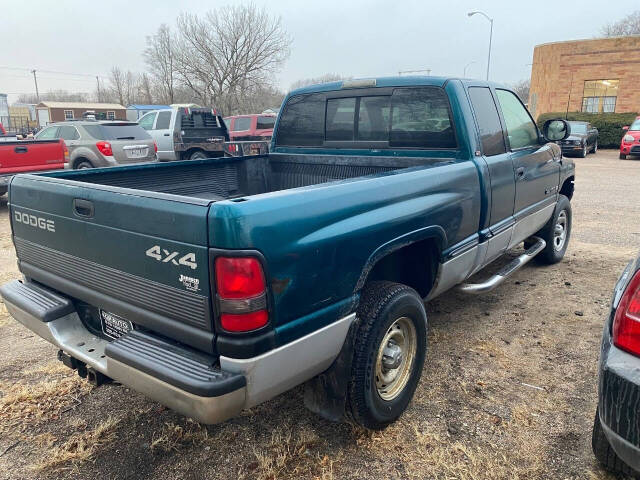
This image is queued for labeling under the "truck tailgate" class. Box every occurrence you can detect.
[9,174,215,353]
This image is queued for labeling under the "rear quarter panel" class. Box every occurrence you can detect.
[209,159,481,343]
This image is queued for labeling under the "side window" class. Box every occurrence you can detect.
[357,96,390,141]
[233,117,252,131]
[495,89,539,150]
[223,118,232,130]
[256,116,276,130]
[468,87,506,156]
[36,126,59,139]
[326,98,356,141]
[390,87,456,148]
[138,112,157,130]
[58,126,80,141]
[155,111,172,130]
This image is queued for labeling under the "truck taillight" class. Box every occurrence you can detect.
[63,141,69,161]
[96,141,113,156]
[613,269,640,357]
[215,257,268,332]
[154,141,158,153]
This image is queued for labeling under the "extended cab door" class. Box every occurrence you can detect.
[494,89,559,247]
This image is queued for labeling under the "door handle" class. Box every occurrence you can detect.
[515,167,525,179]
[14,146,27,153]
[73,198,94,218]
[163,133,170,136]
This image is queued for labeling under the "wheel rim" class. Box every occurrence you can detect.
[583,146,587,156]
[375,316,417,401]
[78,164,91,169]
[553,210,568,251]
[594,141,597,152]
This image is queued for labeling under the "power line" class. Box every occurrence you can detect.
[0,65,107,80]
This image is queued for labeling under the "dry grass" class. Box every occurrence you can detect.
[247,425,321,480]
[34,416,121,472]
[23,361,71,376]
[150,421,208,452]
[0,375,92,433]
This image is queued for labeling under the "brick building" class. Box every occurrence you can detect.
[529,35,640,119]
[35,101,126,127]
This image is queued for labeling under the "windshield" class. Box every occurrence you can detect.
[629,119,640,131]
[569,123,587,134]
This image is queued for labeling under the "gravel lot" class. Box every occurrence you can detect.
[0,149,638,479]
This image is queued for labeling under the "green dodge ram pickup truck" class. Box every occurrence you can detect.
[1,77,575,429]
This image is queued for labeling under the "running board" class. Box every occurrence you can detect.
[457,237,546,295]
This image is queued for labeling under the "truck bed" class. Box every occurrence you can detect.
[52,154,444,201]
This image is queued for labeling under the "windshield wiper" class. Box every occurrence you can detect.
[116,137,135,140]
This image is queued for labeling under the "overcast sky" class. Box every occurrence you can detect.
[1,0,636,103]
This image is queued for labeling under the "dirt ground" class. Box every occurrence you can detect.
[0,149,638,479]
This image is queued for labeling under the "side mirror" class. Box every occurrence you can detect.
[542,118,570,142]
[623,126,629,131]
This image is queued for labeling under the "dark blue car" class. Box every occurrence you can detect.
[593,256,640,477]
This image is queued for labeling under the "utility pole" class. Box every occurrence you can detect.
[31,69,40,102]
[96,76,101,102]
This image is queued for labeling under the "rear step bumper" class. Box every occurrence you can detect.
[0,279,246,424]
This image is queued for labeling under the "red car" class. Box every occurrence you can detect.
[223,114,276,141]
[620,116,640,159]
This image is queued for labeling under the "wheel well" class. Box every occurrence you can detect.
[365,238,440,298]
[72,157,92,169]
[560,176,574,200]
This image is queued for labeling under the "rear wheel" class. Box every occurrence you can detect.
[591,140,598,154]
[592,409,637,477]
[532,194,572,265]
[620,153,627,160]
[74,160,93,169]
[189,150,208,160]
[346,281,427,430]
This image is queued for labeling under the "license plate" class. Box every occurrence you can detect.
[100,310,133,339]
[127,148,146,158]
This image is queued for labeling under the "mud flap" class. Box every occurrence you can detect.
[303,319,359,422]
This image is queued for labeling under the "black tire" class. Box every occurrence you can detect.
[591,140,598,154]
[592,409,638,477]
[74,160,93,169]
[346,281,427,430]
[531,194,572,265]
[189,150,208,160]
[579,144,587,158]
[620,153,627,160]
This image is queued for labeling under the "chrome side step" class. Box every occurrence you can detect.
[457,237,546,295]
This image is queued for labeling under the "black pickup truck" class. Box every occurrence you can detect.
[1,77,575,429]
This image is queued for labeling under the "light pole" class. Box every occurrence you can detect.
[463,61,476,77]
[467,11,493,81]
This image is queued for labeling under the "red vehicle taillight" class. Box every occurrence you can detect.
[613,269,640,357]
[62,141,69,161]
[215,257,268,332]
[227,143,238,153]
[154,141,158,153]
[96,141,113,156]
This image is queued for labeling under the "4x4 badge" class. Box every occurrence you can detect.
[145,245,197,270]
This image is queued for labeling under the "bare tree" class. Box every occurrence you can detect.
[601,11,640,36]
[172,4,291,113]
[17,90,90,104]
[511,79,530,103]
[290,73,349,91]
[138,73,154,104]
[144,24,177,104]
[108,67,137,106]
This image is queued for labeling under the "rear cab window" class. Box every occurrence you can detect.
[83,124,151,140]
[275,86,456,150]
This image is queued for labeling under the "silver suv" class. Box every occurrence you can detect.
[35,121,157,169]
